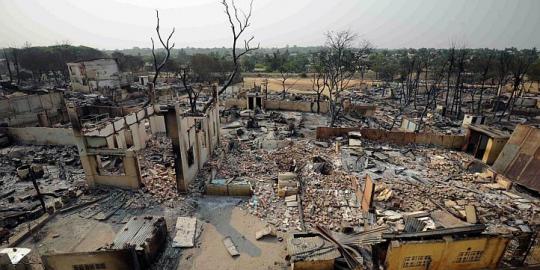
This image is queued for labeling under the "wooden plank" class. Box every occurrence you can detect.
[465,205,478,224]
[173,217,197,248]
[361,175,375,212]
[491,143,518,174]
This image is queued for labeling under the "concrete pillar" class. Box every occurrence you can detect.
[123,150,142,189]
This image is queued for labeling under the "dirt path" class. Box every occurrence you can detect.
[178,197,287,270]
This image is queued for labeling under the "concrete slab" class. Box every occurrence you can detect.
[173,217,197,248]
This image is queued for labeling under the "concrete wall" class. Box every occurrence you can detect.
[0,92,65,126]
[224,98,329,113]
[68,59,122,92]
[224,98,376,116]
[175,104,220,192]
[6,127,75,145]
[69,103,219,192]
[41,249,137,270]
[316,127,466,150]
[79,149,142,189]
[400,118,418,132]
[149,115,166,134]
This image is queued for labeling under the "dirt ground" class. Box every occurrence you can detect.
[178,197,287,270]
[241,77,373,96]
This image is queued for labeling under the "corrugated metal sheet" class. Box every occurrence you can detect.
[112,216,164,251]
[491,125,540,192]
[286,234,341,262]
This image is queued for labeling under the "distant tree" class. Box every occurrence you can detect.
[469,49,494,114]
[444,45,456,109]
[527,58,540,92]
[240,55,256,72]
[111,51,144,72]
[357,39,373,82]
[500,48,538,120]
[492,49,512,112]
[3,49,13,83]
[370,50,398,96]
[270,50,299,99]
[11,48,21,85]
[449,48,467,117]
[191,53,218,82]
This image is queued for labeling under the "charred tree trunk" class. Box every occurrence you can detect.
[12,49,21,85]
[3,49,13,83]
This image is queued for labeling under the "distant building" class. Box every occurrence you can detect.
[67,58,130,92]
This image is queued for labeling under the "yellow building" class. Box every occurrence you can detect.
[385,235,509,270]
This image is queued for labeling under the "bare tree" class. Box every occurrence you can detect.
[310,54,328,114]
[492,50,512,113]
[500,48,537,120]
[357,39,373,83]
[474,50,494,114]
[416,57,448,131]
[449,48,467,117]
[444,45,456,109]
[179,66,203,113]
[203,0,258,111]
[321,30,359,127]
[149,10,175,103]
[11,48,21,85]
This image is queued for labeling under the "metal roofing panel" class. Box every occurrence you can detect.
[286,235,340,262]
[112,216,162,251]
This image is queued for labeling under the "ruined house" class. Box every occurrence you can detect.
[67,58,130,93]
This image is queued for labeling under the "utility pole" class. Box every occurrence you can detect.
[17,164,46,213]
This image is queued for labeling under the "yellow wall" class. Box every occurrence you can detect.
[42,250,137,270]
[385,236,509,270]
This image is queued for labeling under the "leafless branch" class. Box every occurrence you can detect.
[151,9,175,86]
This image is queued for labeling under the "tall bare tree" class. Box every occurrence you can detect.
[449,48,467,117]
[321,30,359,127]
[444,45,456,109]
[202,0,258,111]
[11,48,21,85]
[149,10,175,103]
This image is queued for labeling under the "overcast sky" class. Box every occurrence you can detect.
[1,0,539,50]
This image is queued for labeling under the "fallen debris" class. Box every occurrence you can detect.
[173,217,197,248]
[255,225,277,240]
[223,236,240,257]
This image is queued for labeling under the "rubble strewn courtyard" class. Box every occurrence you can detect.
[1,86,540,269]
